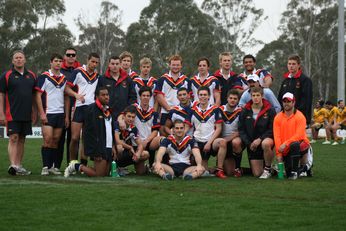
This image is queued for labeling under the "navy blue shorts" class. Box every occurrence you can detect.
[72,105,88,123]
[196,141,216,160]
[45,113,64,128]
[7,121,32,136]
[86,148,113,162]
[160,113,169,126]
[247,146,264,160]
[170,163,191,177]
[117,149,135,167]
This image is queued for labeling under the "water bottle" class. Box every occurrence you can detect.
[278,162,284,180]
[111,160,119,177]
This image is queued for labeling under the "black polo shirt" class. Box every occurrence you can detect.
[0,67,36,121]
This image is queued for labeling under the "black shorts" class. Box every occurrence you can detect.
[117,149,135,167]
[160,113,169,126]
[170,163,191,177]
[340,124,346,130]
[7,121,32,136]
[86,148,112,162]
[247,146,264,160]
[196,141,217,160]
[225,142,245,159]
[45,113,64,128]
[72,105,88,123]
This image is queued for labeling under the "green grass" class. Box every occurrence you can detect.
[0,139,345,230]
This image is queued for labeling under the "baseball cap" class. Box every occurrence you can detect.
[247,74,260,82]
[282,92,295,101]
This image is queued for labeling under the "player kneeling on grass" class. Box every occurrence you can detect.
[114,105,149,175]
[154,119,205,180]
[64,87,114,177]
[274,93,312,179]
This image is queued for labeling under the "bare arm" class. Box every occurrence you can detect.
[156,94,171,111]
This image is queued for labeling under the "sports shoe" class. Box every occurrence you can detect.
[310,139,317,144]
[201,170,214,177]
[162,173,174,180]
[41,167,49,176]
[332,141,339,146]
[16,166,32,175]
[322,140,331,144]
[183,174,193,180]
[299,171,307,177]
[64,161,78,177]
[288,171,298,180]
[8,166,17,176]
[117,167,129,176]
[49,167,62,175]
[259,169,271,179]
[233,168,242,178]
[215,169,227,179]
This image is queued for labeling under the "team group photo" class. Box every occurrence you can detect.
[0,0,345,230]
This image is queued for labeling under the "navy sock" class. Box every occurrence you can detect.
[80,159,88,166]
[41,147,50,168]
[233,152,242,169]
[74,163,81,171]
[148,150,156,167]
[51,148,59,168]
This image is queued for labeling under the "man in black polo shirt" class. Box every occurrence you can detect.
[0,50,37,175]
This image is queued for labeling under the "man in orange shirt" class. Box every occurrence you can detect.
[273,92,311,180]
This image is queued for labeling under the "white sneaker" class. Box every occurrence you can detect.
[322,140,331,144]
[64,161,78,177]
[299,171,307,177]
[16,166,32,175]
[49,167,62,175]
[259,169,271,179]
[332,141,339,146]
[288,171,298,180]
[41,167,49,176]
[310,139,317,144]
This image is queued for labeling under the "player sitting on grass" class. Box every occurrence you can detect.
[114,105,149,175]
[153,119,204,180]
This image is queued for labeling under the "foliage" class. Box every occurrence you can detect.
[125,0,233,77]
[257,0,343,101]
[201,0,267,62]
[76,1,125,73]
[0,0,73,74]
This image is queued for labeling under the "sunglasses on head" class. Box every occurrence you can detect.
[65,53,76,57]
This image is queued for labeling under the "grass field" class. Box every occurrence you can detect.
[0,139,345,231]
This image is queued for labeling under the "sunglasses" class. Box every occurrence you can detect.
[65,53,76,57]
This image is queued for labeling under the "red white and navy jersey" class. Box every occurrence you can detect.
[160,135,196,165]
[0,68,36,121]
[132,76,157,108]
[128,69,138,79]
[133,103,160,141]
[154,72,191,114]
[168,104,193,136]
[35,70,67,114]
[67,65,99,107]
[239,68,273,87]
[114,122,139,147]
[219,104,242,138]
[190,73,221,105]
[190,103,222,142]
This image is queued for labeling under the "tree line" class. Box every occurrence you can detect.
[0,0,344,102]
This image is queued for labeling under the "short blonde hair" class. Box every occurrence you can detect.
[218,52,232,62]
[119,51,133,62]
[140,57,152,66]
[168,54,183,64]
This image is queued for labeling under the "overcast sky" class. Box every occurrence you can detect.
[62,0,290,54]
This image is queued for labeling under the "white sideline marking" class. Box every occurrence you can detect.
[0,176,153,186]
